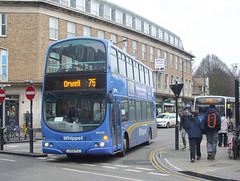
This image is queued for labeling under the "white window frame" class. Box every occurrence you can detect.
[115,10,122,24]
[164,51,168,67]
[175,56,178,70]
[180,58,183,72]
[170,54,173,68]
[144,22,149,34]
[157,72,162,92]
[157,49,161,59]
[164,31,169,42]
[0,14,6,36]
[132,41,137,58]
[67,22,75,38]
[158,29,163,40]
[164,74,168,92]
[0,49,8,81]
[98,30,104,39]
[150,47,154,63]
[170,34,174,45]
[122,37,128,52]
[104,5,111,20]
[135,18,141,31]
[152,25,156,37]
[110,34,117,44]
[76,0,85,11]
[126,14,132,27]
[83,26,91,37]
[49,17,58,40]
[91,0,99,16]
[142,44,146,60]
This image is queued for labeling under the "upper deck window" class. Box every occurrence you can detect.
[46,39,106,73]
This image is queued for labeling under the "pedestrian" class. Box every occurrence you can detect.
[187,110,202,163]
[25,111,30,127]
[201,104,221,160]
[180,107,191,150]
[218,112,229,147]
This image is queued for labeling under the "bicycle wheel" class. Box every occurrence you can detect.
[232,138,238,159]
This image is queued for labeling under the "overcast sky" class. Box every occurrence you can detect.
[108,0,240,68]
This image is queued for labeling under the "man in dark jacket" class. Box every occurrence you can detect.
[201,104,221,160]
[180,107,191,150]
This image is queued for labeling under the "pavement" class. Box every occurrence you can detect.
[157,132,240,181]
[0,131,47,157]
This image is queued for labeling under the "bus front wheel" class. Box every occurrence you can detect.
[119,138,127,157]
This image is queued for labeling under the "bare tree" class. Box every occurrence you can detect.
[193,54,235,96]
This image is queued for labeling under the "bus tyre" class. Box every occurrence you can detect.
[119,138,127,157]
[145,130,152,145]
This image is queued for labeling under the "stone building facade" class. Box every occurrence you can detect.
[0,0,194,129]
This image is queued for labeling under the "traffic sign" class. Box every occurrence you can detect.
[26,86,35,100]
[170,84,183,97]
[0,89,5,102]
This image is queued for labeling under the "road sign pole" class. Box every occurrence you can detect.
[25,84,35,153]
[30,99,33,153]
[175,81,179,150]
[0,88,6,150]
[1,102,3,150]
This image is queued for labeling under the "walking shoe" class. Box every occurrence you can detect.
[182,146,186,150]
[211,157,215,160]
[197,156,201,160]
[190,159,195,163]
[207,152,212,160]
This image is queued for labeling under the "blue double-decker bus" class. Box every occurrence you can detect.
[41,37,157,157]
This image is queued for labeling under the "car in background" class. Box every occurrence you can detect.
[157,113,180,128]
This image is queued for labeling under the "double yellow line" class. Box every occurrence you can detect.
[150,148,200,181]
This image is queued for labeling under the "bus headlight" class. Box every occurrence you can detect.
[49,143,54,147]
[100,142,105,147]
[94,142,99,147]
[44,142,49,147]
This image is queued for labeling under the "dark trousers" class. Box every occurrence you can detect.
[218,133,228,147]
[189,137,202,160]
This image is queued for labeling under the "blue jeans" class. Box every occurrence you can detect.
[206,132,218,158]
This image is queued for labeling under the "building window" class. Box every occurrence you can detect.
[0,14,6,36]
[152,25,156,37]
[188,61,191,74]
[49,17,58,40]
[132,41,137,58]
[157,72,162,92]
[170,54,173,68]
[91,0,99,16]
[158,29,163,40]
[122,38,127,52]
[164,74,168,92]
[144,22,149,34]
[126,14,132,27]
[180,58,183,72]
[175,56,178,70]
[67,22,75,38]
[135,18,141,31]
[164,31,169,42]
[164,51,168,67]
[83,26,91,36]
[157,49,161,59]
[98,30,104,39]
[110,34,117,44]
[185,79,188,96]
[175,37,179,47]
[104,5,111,20]
[0,49,7,81]
[76,0,85,11]
[142,44,146,60]
[189,80,191,96]
[115,10,122,24]
[150,47,154,63]
[170,34,174,45]
[184,60,187,73]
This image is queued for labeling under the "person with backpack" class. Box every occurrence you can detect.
[218,112,229,147]
[186,110,202,163]
[201,104,221,160]
[180,107,191,150]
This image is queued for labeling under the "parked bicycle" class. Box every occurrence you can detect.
[228,128,240,159]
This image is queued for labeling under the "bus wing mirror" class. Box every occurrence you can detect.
[107,93,113,103]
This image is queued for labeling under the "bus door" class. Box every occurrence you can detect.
[111,99,122,152]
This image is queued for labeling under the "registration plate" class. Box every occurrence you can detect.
[66,149,82,153]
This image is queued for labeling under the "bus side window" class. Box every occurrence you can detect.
[110,48,118,74]
[121,98,128,122]
[118,52,126,77]
[129,100,136,121]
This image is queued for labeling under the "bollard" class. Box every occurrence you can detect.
[24,123,27,140]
